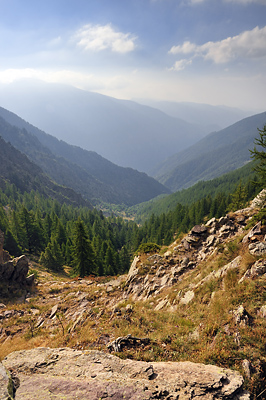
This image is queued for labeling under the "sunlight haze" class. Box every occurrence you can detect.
[0,0,265,110]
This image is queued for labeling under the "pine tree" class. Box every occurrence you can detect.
[229,182,248,211]
[250,124,266,188]
[39,239,64,272]
[72,219,95,277]
[4,229,22,257]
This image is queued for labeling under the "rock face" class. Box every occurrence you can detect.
[3,347,249,400]
[125,210,251,301]
[0,230,34,296]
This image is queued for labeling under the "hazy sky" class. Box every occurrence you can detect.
[0,0,266,110]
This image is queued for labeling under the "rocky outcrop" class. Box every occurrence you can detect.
[238,259,266,283]
[0,255,34,294]
[3,347,249,400]
[125,210,251,302]
[0,230,34,297]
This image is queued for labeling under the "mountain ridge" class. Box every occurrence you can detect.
[0,108,171,206]
[152,111,266,191]
[134,98,253,132]
[0,80,210,172]
[0,134,91,208]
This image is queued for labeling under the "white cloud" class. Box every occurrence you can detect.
[169,41,197,55]
[169,25,266,64]
[169,59,192,71]
[73,24,137,53]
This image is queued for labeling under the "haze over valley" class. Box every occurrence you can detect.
[1,2,266,398]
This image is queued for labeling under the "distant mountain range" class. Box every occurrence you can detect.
[0,108,170,206]
[134,99,253,133]
[0,80,215,172]
[0,80,264,208]
[151,111,266,192]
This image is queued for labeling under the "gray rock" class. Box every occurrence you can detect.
[50,304,59,319]
[242,221,262,243]
[206,217,217,227]
[180,290,195,305]
[125,256,139,284]
[155,298,169,311]
[249,241,266,256]
[242,359,252,379]
[0,250,33,294]
[0,362,14,400]
[10,256,29,283]
[191,225,207,234]
[250,189,266,208]
[238,259,266,283]
[195,256,242,288]
[3,347,249,400]
[233,305,250,326]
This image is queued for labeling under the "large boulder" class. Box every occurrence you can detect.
[0,255,31,284]
[0,254,34,298]
[3,347,249,400]
[0,229,34,295]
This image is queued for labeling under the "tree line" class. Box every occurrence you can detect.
[0,172,259,278]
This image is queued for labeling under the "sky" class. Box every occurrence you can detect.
[0,0,266,111]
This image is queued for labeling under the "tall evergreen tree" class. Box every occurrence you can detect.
[39,239,64,272]
[250,124,266,188]
[72,219,95,277]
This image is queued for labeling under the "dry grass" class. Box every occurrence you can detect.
[1,235,266,398]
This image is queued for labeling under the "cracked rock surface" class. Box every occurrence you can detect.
[3,347,249,399]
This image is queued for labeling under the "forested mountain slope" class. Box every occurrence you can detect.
[0,110,170,206]
[0,135,90,207]
[152,112,266,191]
[132,161,257,223]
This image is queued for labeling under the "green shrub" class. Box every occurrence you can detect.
[136,243,161,254]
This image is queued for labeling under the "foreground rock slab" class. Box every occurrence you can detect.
[3,347,249,400]
[0,362,13,400]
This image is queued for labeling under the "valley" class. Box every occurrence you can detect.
[1,0,265,397]
[0,93,266,399]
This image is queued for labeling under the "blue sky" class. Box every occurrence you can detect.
[0,0,266,110]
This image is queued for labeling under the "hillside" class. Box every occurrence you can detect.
[0,110,171,206]
[132,161,257,223]
[152,112,266,191]
[0,80,209,172]
[1,191,266,398]
[0,135,90,208]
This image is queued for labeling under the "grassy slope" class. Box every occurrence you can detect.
[1,202,266,397]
